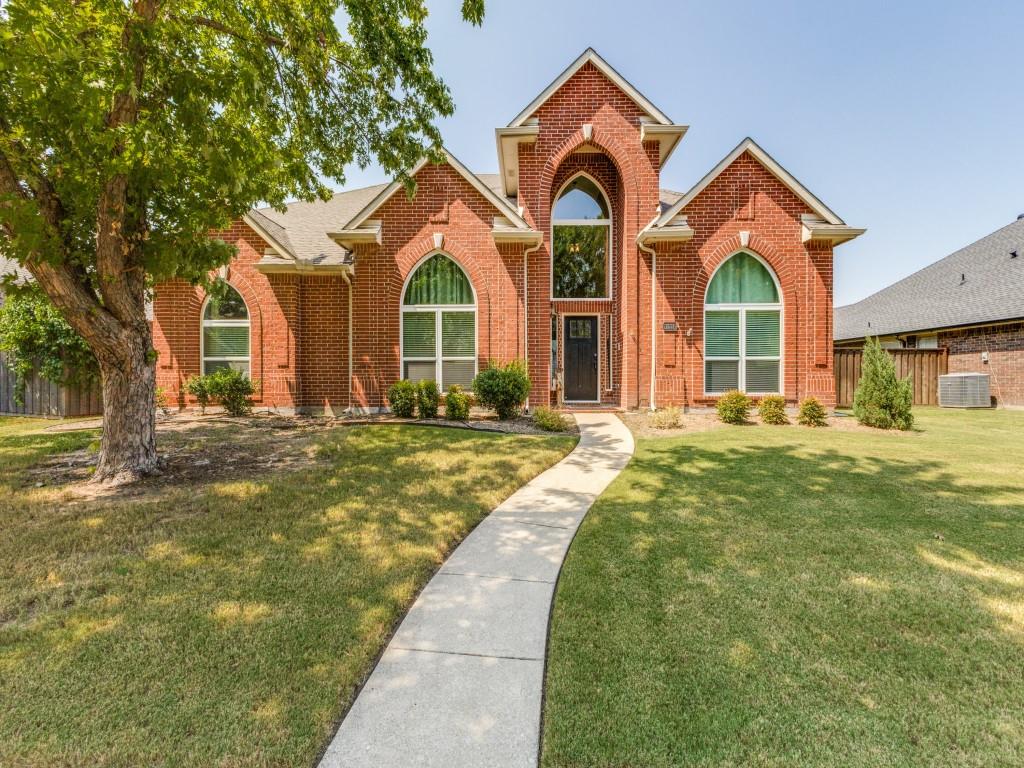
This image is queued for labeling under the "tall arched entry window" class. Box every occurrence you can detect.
[201,286,250,376]
[552,175,611,299]
[401,253,477,391]
[704,252,782,394]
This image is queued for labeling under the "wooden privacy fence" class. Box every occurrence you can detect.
[834,348,949,407]
[0,351,103,417]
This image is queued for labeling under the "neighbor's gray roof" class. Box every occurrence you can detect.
[253,173,685,262]
[834,217,1024,341]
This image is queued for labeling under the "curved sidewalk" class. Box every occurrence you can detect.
[318,412,634,768]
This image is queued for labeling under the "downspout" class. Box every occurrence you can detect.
[522,238,543,412]
[637,236,657,411]
[342,270,354,414]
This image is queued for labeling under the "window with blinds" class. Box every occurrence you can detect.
[704,253,781,394]
[202,286,250,376]
[401,255,477,391]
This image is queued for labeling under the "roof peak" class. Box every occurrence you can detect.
[507,48,673,128]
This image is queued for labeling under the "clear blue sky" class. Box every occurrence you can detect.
[338,0,1024,306]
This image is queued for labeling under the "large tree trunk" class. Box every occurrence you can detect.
[93,325,158,484]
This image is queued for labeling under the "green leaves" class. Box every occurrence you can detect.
[0,0,485,285]
[0,286,98,403]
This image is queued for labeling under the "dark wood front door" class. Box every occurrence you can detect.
[564,316,598,401]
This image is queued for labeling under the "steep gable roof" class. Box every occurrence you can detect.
[340,148,529,231]
[656,137,846,227]
[507,48,673,127]
[835,218,1024,340]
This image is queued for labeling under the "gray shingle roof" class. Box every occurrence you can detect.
[834,217,1024,341]
[253,172,684,262]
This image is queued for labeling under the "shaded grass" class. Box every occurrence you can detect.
[0,417,574,767]
[542,408,1024,768]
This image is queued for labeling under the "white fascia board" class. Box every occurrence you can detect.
[639,124,689,166]
[253,257,352,275]
[801,216,866,246]
[495,124,540,197]
[328,220,383,250]
[508,48,673,128]
[656,137,846,227]
[341,148,529,231]
[242,213,297,262]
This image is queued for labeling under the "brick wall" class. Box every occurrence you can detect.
[653,151,837,407]
[516,61,662,408]
[940,321,1024,406]
[152,61,840,413]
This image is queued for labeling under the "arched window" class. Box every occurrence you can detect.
[202,285,250,376]
[552,175,611,299]
[704,252,782,394]
[401,253,477,390]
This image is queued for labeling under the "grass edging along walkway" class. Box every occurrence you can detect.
[0,417,574,768]
[541,408,1024,768]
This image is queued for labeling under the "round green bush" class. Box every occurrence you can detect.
[797,396,828,427]
[716,390,752,425]
[444,385,471,421]
[387,379,417,418]
[532,406,569,432]
[758,394,789,425]
[206,368,257,417]
[416,379,440,419]
[472,360,531,420]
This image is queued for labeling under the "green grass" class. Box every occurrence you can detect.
[542,408,1024,768]
[0,417,573,767]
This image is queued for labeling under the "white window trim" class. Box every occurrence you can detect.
[551,172,613,301]
[400,252,478,391]
[703,251,784,397]
[200,292,251,376]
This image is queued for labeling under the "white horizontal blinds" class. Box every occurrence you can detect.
[704,252,782,394]
[744,310,781,393]
[704,310,739,394]
[202,286,250,376]
[401,254,477,390]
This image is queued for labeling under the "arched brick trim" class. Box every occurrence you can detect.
[692,237,800,400]
[536,127,640,228]
[386,238,493,378]
[199,272,265,397]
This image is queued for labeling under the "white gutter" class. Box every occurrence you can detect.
[637,238,658,411]
[342,271,354,413]
[522,238,543,412]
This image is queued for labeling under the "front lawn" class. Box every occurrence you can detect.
[542,408,1024,767]
[0,417,573,767]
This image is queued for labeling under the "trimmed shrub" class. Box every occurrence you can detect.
[853,336,914,430]
[472,359,531,420]
[758,395,789,425]
[206,368,257,417]
[716,390,752,424]
[797,396,828,427]
[185,374,213,414]
[650,406,683,429]
[416,379,440,419]
[533,406,570,432]
[387,379,417,418]
[154,386,172,417]
[444,384,471,421]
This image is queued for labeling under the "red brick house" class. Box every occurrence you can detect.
[152,49,864,413]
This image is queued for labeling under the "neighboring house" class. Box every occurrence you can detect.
[152,48,864,413]
[835,216,1024,406]
[0,256,31,306]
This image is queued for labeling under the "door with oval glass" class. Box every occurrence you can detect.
[564,315,598,402]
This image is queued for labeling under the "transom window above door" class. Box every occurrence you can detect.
[704,252,782,395]
[401,253,477,391]
[552,175,611,299]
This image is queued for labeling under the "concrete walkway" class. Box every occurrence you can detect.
[318,412,634,768]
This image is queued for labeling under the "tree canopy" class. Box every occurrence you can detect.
[0,0,484,481]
